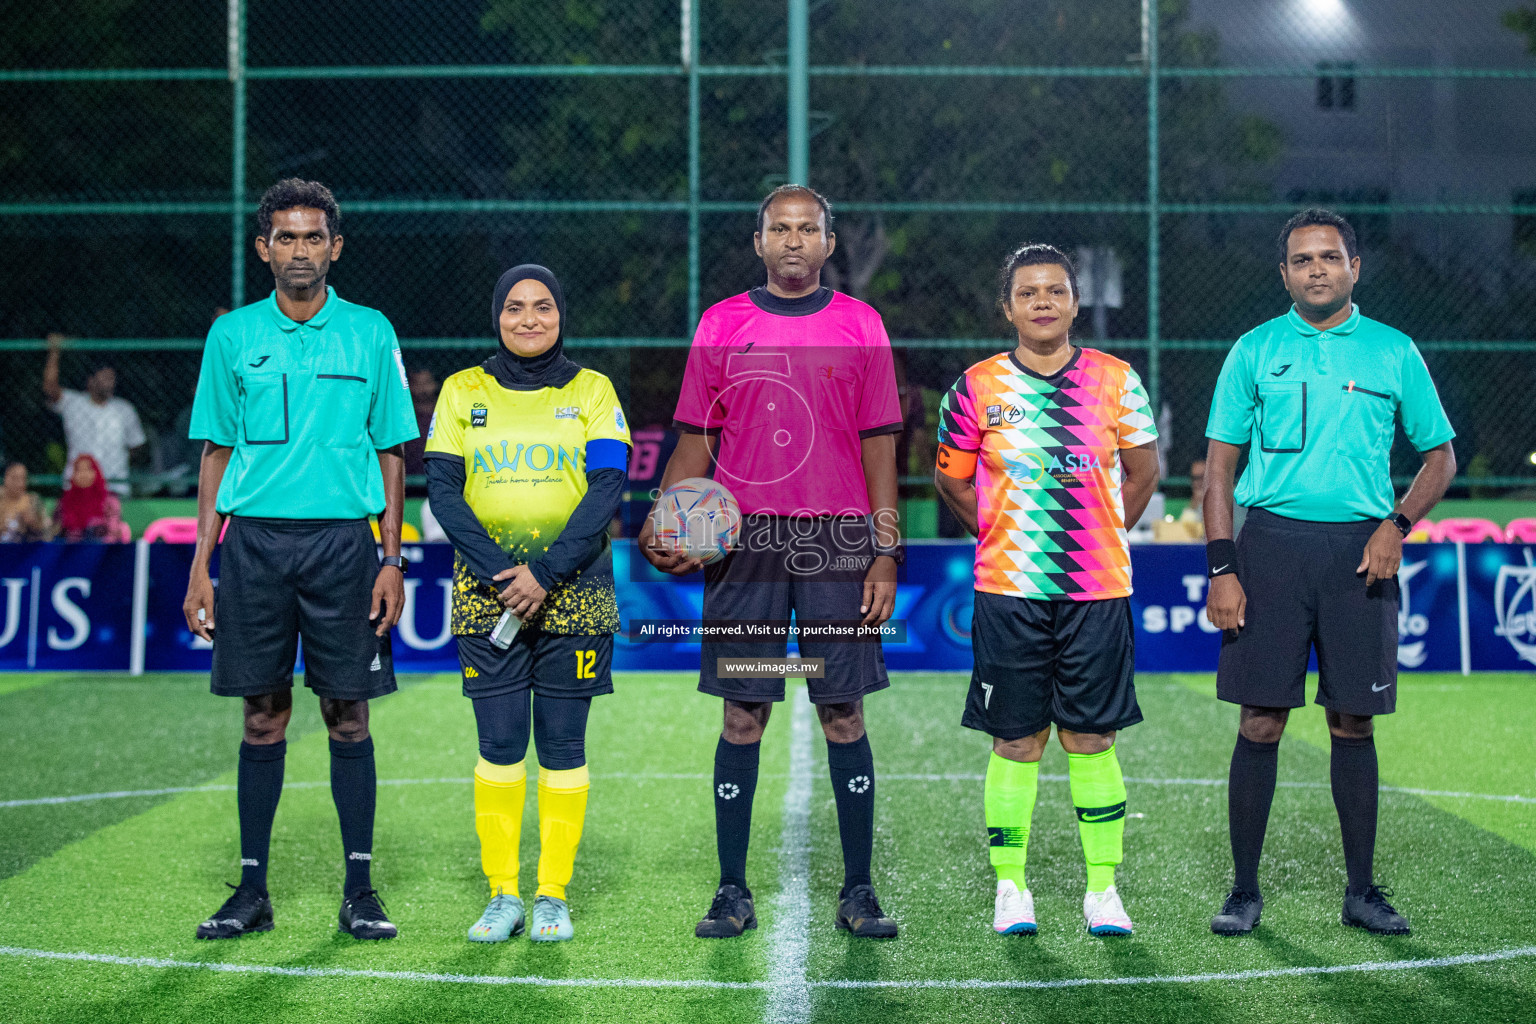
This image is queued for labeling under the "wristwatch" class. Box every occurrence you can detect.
[380,555,410,574]
[1385,513,1412,539]
[873,543,906,566]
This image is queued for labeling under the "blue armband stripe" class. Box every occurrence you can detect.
[585,438,630,473]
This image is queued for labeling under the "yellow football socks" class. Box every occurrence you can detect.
[474,757,527,897]
[536,764,590,901]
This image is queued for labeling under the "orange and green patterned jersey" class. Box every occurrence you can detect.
[936,347,1157,601]
[425,365,632,635]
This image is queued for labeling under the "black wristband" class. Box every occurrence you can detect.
[1206,538,1238,578]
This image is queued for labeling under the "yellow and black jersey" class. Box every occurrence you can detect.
[426,365,631,635]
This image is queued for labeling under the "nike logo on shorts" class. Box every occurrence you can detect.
[1371,681,1394,692]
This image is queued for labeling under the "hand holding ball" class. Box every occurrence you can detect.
[649,478,742,565]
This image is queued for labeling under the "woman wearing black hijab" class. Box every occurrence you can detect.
[424,265,632,944]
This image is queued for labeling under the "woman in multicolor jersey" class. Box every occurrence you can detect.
[934,244,1161,938]
[424,264,632,944]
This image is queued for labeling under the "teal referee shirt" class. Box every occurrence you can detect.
[1205,304,1455,522]
[189,288,420,519]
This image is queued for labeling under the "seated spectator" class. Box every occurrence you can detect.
[43,333,146,498]
[54,454,124,543]
[0,462,51,542]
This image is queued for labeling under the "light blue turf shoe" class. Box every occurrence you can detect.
[529,895,574,942]
[468,893,525,943]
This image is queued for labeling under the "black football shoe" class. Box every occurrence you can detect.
[835,884,898,939]
[339,888,398,940]
[196,882,274,940]
[695,884,757,938]
[1342,885,1410,935]
[1210,887,1263,935]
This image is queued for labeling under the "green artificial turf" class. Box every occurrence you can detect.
[1,672,1533,1024]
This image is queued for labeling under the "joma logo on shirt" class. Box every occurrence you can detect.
[471,440,582,475]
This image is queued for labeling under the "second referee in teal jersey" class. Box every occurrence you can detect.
[1203,209,1456,938]
[183,179,419,942]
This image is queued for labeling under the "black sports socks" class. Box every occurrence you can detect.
[827,734,876,896]
[1228,734,1279,896]
[713,737,761,891]
[330,736,377,894]
[1330,734,1379,893]
[237,740,286,891]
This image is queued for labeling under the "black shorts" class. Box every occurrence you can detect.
[963,591,1141,740]
[1217,508,1398,716]
[458,631,615,700]
[698,515,889,706]
[210,517,395,701]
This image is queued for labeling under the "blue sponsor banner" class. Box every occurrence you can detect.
[143,542,216,671]
[3,540,1524,675]
[0,543,135,671]
[1127,544,1222,672]
[1393,543,1464,672]
[144,542,465,673]
[1465,543,1536,672]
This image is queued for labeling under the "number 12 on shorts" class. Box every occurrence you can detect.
[575,650,596,679]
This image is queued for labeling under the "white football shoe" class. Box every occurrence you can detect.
[993,880,1037,935]
[1083,885,1133,936]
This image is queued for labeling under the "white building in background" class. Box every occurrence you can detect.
[1186,0,1536,263]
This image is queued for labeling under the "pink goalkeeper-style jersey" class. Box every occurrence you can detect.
[673,289,903,517]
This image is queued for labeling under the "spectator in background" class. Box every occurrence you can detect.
[403,368,440,479]
[43,333,146,497]
[0,462,51,542]
[53,454,123,543]
[1180,459,1207,529]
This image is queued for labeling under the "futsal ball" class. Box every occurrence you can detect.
[650,477,741,564]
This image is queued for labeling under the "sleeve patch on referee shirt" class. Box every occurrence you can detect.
[394,348,409,389]
[614,406,626,431]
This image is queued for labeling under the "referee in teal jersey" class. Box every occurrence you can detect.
[182,180,419,942]
[1203,209,1456,937]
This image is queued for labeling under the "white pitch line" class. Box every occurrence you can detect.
[879,773,1536,806]
[7,774,1535,810]
[0,945,763,990]
[765,693,814,1023]
[809,945,1536,990]
[2,943,1533,993]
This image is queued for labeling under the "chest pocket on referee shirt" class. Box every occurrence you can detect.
[1257,380,1306,453]
[240,373,289,445]
[314,372,370,449]
[1335,383,1394,461]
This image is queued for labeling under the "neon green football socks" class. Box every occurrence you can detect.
[984,752,1039,890]
[1068,745,1128,892]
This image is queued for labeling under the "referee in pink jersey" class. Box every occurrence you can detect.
[640,185,903,939]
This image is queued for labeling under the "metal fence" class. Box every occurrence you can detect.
[4,0,1536,496]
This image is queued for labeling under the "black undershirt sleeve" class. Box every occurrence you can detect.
[527,467,626,590]
[424,454,511,588]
